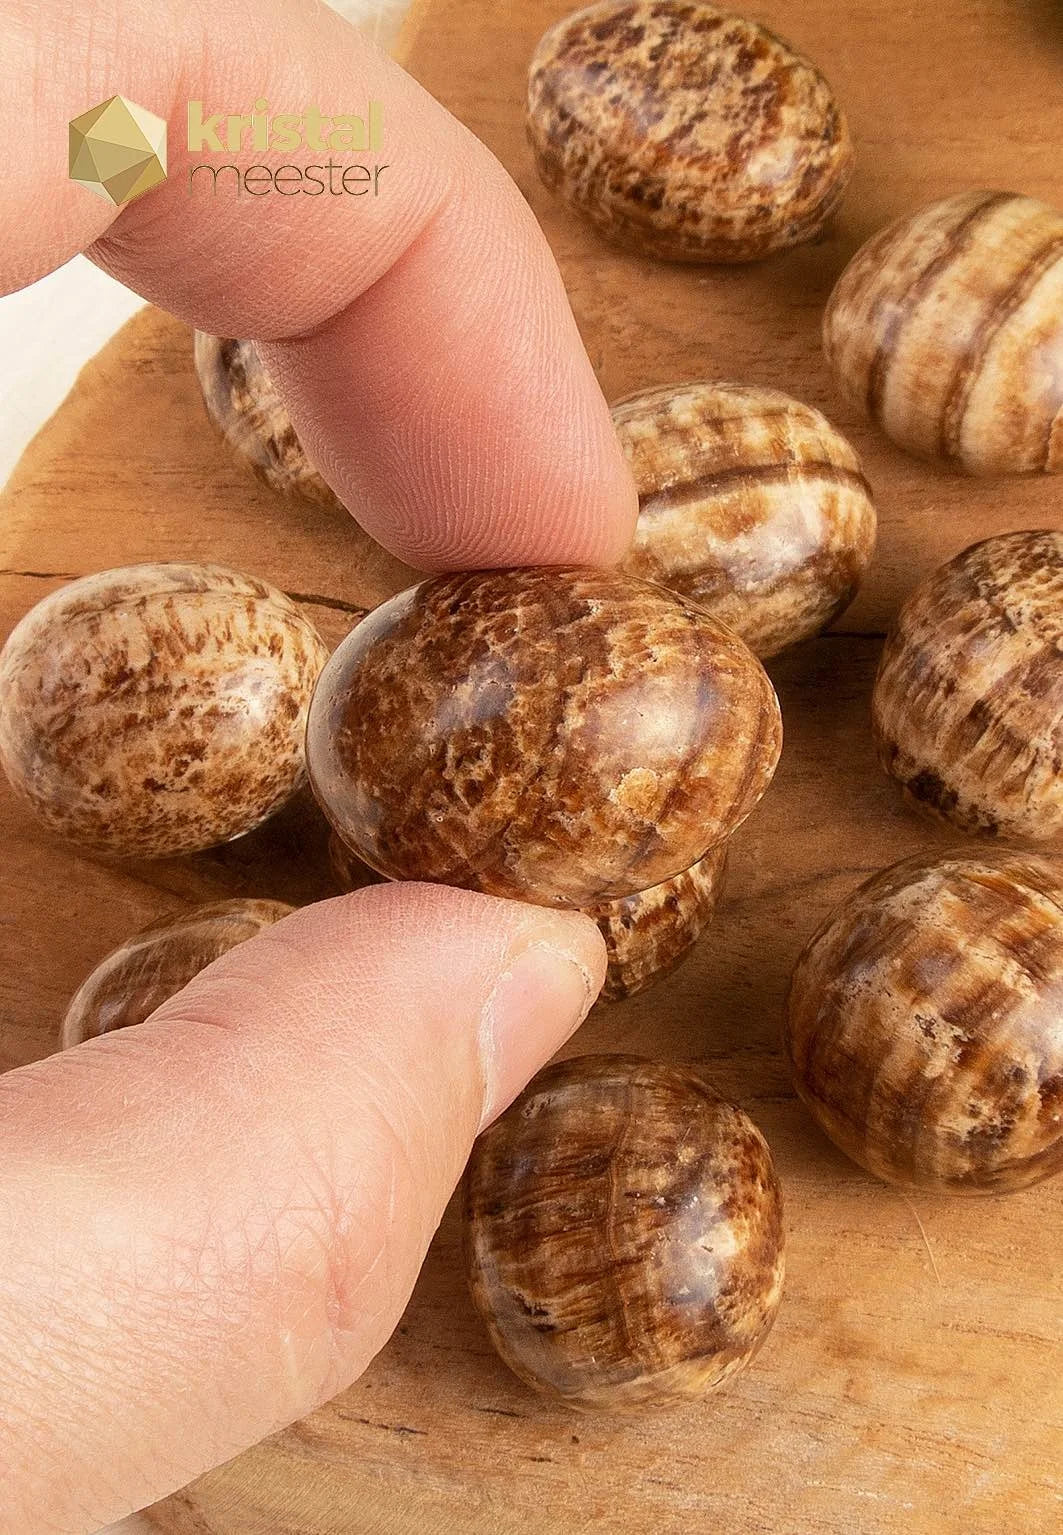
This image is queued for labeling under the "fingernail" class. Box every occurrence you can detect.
[479,930,600,1129]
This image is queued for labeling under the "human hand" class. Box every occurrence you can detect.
[0,2,634,1529]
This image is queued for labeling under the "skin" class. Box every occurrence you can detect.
[5,0,636,568]
[0,2,635,1529]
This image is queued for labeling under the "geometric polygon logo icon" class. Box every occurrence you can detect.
[69,95,168,207]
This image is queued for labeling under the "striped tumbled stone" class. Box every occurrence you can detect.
[194,332,344,512]
[872,530,1063,842]
[823,190,1063,474]
[615,380,876,658]
[464,1054,785,1408]
[785,848,1063,1193]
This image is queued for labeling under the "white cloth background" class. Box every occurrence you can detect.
[0,4,409,1532]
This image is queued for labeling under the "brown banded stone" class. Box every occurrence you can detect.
[0,562,329,858]
[463,1053,785,1411]
[305,568,781,906]
[872,530,1063,842]
[823,191,1063,473]
[589,843,726,1000]
[60,898,293,1048]
[785,849,1063,1194]
[527,0,853,263]
[194,333,345,511]
[614,380,876,656]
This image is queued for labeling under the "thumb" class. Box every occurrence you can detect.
[0,885,604,1535]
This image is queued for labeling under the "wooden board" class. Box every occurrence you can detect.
[0,2,1060,1531]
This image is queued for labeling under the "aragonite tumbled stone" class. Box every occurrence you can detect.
[824,191,1063,473]
[590,844,727,1000]
[463,1054,785,1410]
[194,332,344,511]
[785,850,1063,1193]
[0,563,329,858]
[306,568,781,907]
[61,898,293,1048]
[527,0,853,263]
[615,380,876,657]
[872,530,1063,841]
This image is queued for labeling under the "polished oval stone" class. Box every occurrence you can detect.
[615,380,876,656]
[61,898,293,1047]
[306,568,782,906]
[527,0,853,263]
[785,850,1063,1193]
[0,562,329,858]
[872,530,1063,841]
[194,333,344,511]
[463,1053,785,1410]
[824,191,1063,473]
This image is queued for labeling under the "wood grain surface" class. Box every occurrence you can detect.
[0,1,1060,1532]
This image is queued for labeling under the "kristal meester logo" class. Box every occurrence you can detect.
[69,95,168,206]
[185,100,388,197]
[69,95,389,204]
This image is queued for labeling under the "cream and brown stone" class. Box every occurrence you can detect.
[0,562,329,858]
[872,530,1063,842]
[194,333,345,511]
[527,0,853,263]
[785,850,1063,1193]
[306,568,781,907]
[615,381,876,656]
[589,844,727,1000]
[61,898,293,1047]
[463,1054,785,1410]
[824,191,1063,473]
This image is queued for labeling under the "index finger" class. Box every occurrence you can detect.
[3,0,637,570]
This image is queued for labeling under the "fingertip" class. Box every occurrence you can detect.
[477,907,607,1128]
[572,431,641,570]
[509,905,609,997]
[261,149,640,574]
[392,402,640,573]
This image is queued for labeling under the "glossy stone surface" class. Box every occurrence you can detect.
[527,0,853,264]
[785,850,1063,1193]
[306,568,781,906]
[327,830,385,894]
[0,562,329,858]
[590,844,726,1000]
[872,531,1063,841]
[463,1054,785,1411]
[61,898,293,1047]
[194,333,344,511]
[615,381,876,657]
[824,191,1063,473]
